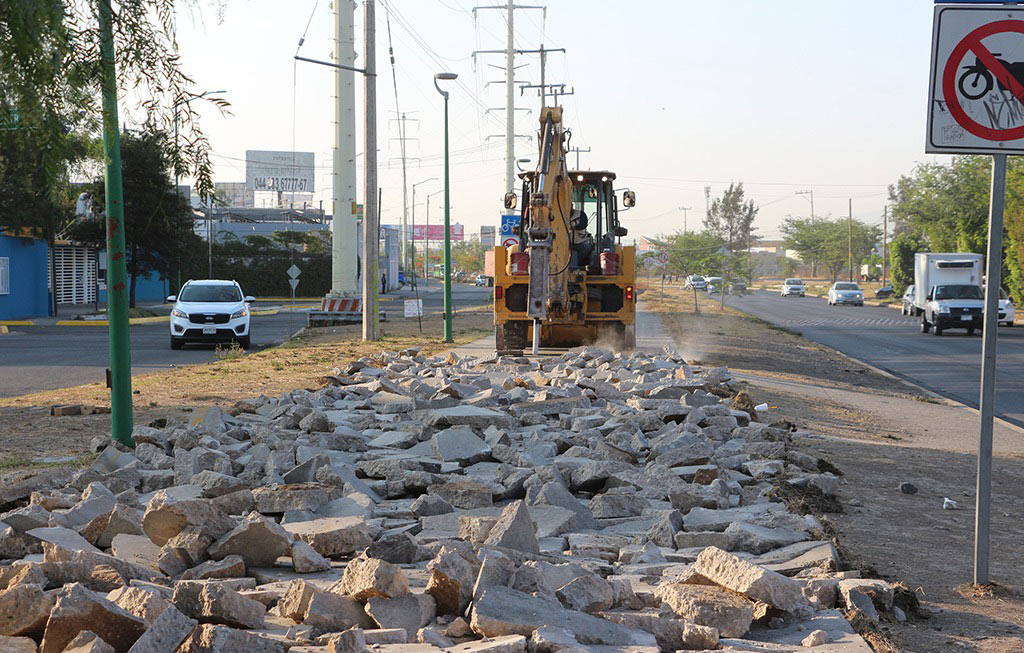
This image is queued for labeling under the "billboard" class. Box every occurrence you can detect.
[401,224,464,242]
[215,182,254,208]
[480,225,496,249]
[245,150,315,192]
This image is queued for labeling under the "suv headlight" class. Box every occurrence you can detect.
[937,306,950,314]
[171,308,187,318]
[230,308,248,320]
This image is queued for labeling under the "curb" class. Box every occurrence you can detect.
[251,309,280,317]
[55,315,170,326]
[0,320,33,326]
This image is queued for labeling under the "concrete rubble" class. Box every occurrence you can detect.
[0,345,891,651]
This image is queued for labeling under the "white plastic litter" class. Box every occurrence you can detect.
[943,497,960,510]
[754,403,769,412]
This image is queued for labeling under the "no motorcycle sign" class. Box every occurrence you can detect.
[928,4,1024,154]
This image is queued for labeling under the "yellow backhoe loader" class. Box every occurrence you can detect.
[493,106,637,353]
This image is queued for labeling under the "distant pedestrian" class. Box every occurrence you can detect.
[381,273,387,295]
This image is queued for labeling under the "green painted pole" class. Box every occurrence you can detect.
[442,96,453,343]
[98,0,135,447]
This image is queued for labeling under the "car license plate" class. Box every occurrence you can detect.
[202,326,217,334]
[961,315,972,321]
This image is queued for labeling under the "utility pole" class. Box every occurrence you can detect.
[333,0,358,295]
[704,185,711,220]
[472,2,544,200]
[848,198,854,282]
[882,205,888,286]
[796,190,815,219]
[97,0,134,448]
[362,0,379,341]
[568,146,590,170]
[679,206,691,234]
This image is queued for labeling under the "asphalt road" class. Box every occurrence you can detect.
[722,290,1024,427]
[0,310,309,398]
[0,284,492,398]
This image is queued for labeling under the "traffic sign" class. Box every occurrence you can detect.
[502,236,520,249]
[927,4,1024,154]
[657,251,669,265]
[500,213,520,236]
[287,264,301,279]
[288,278,299,290]
[643,257,659,269]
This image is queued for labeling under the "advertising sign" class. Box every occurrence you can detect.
[245,150,315,192]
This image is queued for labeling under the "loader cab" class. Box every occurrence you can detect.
[514,170,629,270]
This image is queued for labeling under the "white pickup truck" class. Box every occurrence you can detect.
[914,253,984,336]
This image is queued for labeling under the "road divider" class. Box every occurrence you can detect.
[0,320,33,326]
[55,315,170,327]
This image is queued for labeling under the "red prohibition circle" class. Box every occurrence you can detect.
[943,19,1024,141]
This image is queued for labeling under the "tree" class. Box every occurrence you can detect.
[66,127,197,307]
[781,216,880,282]
[0,0,224,234]
[703,183,759,254]
[659,231,725,277]
[452,236,486,274]
[888,229,928,296]
[780,216,830,277]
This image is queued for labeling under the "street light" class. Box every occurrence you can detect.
[173,90,226,284]
[411,177,438,287]
[434,72,457,342]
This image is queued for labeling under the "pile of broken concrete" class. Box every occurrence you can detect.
[0,346,899,652]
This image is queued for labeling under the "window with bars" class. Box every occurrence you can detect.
[0,257,9,295]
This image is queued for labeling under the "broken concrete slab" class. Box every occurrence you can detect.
[693,546,809,613]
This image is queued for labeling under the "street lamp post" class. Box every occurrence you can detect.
[434,72,458,343]
[411,178,437,287]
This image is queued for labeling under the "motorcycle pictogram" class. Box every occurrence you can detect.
[958,53,1024,100]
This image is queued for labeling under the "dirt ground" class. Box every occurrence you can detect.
[648,293,1024,652]
[0,308,492,469]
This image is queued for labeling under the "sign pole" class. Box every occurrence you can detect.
[975,152,1005,586]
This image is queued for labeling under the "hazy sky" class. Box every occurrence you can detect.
[172,0,940,242]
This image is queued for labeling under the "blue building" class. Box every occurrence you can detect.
[0,232,51,320]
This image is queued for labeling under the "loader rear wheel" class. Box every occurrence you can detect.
[496,321,528,353]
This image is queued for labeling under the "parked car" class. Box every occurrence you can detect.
[901,285,916,315]
[685,275,707,291]
[474,273,491,287]
[999,287,1016,326]
[780,278,805,297]
[705,276,723,294]
[827,282,863,306]
[730,281,747,294]
[921,283,984,336]
[168,279,253,350]
[875,285,895,299]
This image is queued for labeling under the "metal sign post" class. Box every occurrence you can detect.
[287,264,301,313]
[927,2,1024,585]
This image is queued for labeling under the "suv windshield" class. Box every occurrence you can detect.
[934,285,983,300]
[179,284,242,303]
[835,283,859,291]
[785,279,803,285]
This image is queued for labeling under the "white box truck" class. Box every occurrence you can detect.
[914,253,984,335]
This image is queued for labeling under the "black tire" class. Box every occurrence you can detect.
[967,328,976,336]
[237,335,251,350]
[170,336,184,350]
[934,326,943,336]
[857,302,863,307]
[921,319,930,334]
[901,305,906,316]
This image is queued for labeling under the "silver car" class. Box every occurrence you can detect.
[781,278,805,297]
[828,281,863,306]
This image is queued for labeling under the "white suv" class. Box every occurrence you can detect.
[781,278,805,297]
[168,280,254,350]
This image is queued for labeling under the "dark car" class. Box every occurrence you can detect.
[875,286,894,299]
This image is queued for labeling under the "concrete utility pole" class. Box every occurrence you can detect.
[568,146,590,170]
[679,206,691,234]
[882,205,888,286]
[362,0,379,341]
[848,199,853,282]
[796,190,815,220]
[333,0,358,295]
[472,2,545,198]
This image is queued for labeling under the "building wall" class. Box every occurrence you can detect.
[0,234,51,320]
